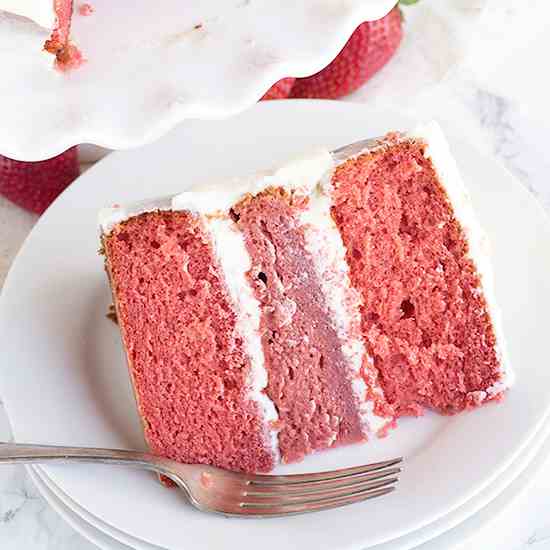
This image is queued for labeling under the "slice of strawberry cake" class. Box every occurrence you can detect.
[99,122,513,473]
[0,1,81,69]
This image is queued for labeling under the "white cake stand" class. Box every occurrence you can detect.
[0,0,396,160]
[0,0,488,161]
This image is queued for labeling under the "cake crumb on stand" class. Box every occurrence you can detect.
[78,3,95,16]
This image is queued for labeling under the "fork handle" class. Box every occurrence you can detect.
[0,442,173,477]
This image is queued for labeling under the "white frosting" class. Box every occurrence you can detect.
[99,196,173,234]
[0,1,56,29]
[100,151,333,233]
[205,217,280,462]
[172,150,334,215]
[410,121,514,393]
[300,178,391,435]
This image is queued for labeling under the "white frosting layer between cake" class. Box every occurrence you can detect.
[205,217,281,463]
[410,122,514,395]
[300,179,392,435]
[0,1,56,29]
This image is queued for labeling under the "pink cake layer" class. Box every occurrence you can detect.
[232,189,368,463]
[330,138,503,417]
[103,211,275,472]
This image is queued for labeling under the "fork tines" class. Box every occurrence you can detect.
[237,457,402,516]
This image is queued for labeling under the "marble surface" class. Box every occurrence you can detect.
[2,1,550,548]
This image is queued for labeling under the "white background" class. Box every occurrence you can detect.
[1,0,550,548]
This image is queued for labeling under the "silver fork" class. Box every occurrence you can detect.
[332,137,382,162]
[0,443,401,517]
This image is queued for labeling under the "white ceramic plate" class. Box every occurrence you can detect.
[0,0,396,160]
[1,101,550,550]
[28,468,137,550]
[29,413,550,550]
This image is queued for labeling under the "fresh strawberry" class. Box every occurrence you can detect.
[290,6,403,99]
[261,77,296,100]
[0,148,80,214]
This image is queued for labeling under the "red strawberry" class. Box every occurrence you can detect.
[0,148,80,214]
[261,77,296,100]
[290,6,403,99]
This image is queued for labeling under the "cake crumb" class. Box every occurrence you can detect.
[376,418,397,438]
[200,472,213,489]
[46,41,85,72]
[79,3,94,16]
[106,304,118,324]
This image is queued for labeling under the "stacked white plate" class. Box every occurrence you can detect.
[2,101,550,549]
[27,418,550,550]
